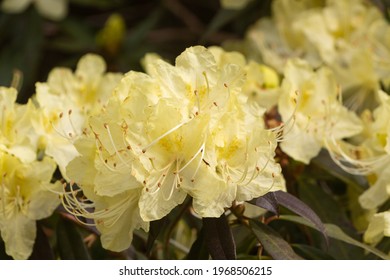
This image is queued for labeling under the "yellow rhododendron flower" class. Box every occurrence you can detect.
[364,211,390,244]
[32,54,123,177]
[0,87,38,163]
[329,91,390,210]
[1,0,68,20]
[62,46,285,251]
[64,137,148,252]
[246,0,389,113]
[0,152,61,259]
[278,58,362,164]
[208,46,281,111]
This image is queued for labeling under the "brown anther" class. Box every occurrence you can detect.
[224,83,228,88]
[59,112,63,118]
[113,163,117,168]
[127,145,131,150]
[213,102,218,107]
[157,182,161,187]
[256,166,260,172]
[202,159,210,166]
[68,109,72,115]
[143,180,146,185]
[104,123,108,129]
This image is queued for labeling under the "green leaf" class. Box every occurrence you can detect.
[29,222,54,260]
[203,214,236,260]
[297,177,365,259]
[249,219,303,260]
[185,227,209,260]
[56,217,91,260]
[146,218,166,256]
[0,9,43,103]
[69,0,124,8]
[280,215,390,260]
[200,9,241,43]
[124,7,164,49]
[291,244,334,260]
[274,191,328,246]
[311,150,368,192]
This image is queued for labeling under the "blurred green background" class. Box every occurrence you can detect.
[0,0,274,103]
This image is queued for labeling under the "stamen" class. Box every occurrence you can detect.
[269,91,299,141]
[142,120,190,153]
[177,143,205,173]
[202,71,210,98]
[325,137,389,175]
[50,109,78,141]
[194,89,201,115]
[96,139,117,172]
[103,123,132,168]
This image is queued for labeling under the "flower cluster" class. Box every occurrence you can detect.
[63,46,285,251]
[0,54,122,259]
[1,0,390,259]
[235,0,390,244]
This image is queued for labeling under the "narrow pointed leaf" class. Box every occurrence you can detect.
[274,190,328,245]
[185,227,209,260]
[57,218,91,260]
[29,222,54,260]
[249,219,303,260]
[203,214,236,260]
[280,215,390,260]
[146,218,166,255]
[250,192,279,215]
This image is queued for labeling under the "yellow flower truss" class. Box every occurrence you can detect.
[278,58,362,164]
[0,152,61,259]
[32,54,123,177]
[63,46,285,251]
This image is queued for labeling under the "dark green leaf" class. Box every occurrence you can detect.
[69,0,124,8]
[29,222,54,260]
[185,227,209,260]
[124,7,164,49]
[311,150,368,191]
[146,218,166,256]
[291,244,334,260]
[274,190,328,245]
[280,215,390,260]
[203,214,236,260]
[57,217,91,260]
[249,219,303,260]
[0,9,43,103]
[297,178,365,259]
[200,9,241,43]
